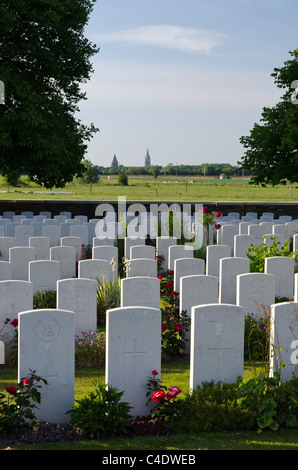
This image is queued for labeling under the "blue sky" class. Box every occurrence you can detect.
[79,0,297,169]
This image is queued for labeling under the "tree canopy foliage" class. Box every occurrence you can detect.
[238,50,298,186]
[0,0,99,188]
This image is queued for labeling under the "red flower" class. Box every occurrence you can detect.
[157,274,163,279]
[171,291,179,297]
[202,206,208,214]
[174,322,183,331]
[166,386,182,399]
[166,389,178,399]
[215,224,221,230]
[23,378,30,386]
[152,370,158,376]
[215,211,222,218]
[152,390,165,403]
[169,386,182,394]
[165,282,173,289]
[6,386,17,396]
[161,322,166,332]
[11,318,18,328]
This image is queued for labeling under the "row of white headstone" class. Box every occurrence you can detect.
[1,211,298,425]
[4,295,298,424]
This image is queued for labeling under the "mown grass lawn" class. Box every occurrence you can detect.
[1,361,298,451]
[0,176,297,202]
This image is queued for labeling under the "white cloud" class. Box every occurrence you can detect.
[96,25,228,54]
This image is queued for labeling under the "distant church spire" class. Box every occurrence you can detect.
[144,148,151,168]
[111,154,118,168]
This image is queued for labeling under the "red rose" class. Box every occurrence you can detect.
[202,206,208,214]
[174,322,183,331]
[166,389,178,399]
[6,386,17,396]
[165,282,173,289]
[215,224,221,230]
[152,370,158,376]
[11,318,18,328]
[161,322,166,332]
[152,390,165,403]
[171,291,179,297]
[215,211,222,218]
[157,274,163,279]
[169,386,182,394]
[23,378,30,386]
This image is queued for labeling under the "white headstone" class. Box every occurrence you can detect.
[50,246,76,279]
[0,237,15,262]
[237,272,275,316]
[174,257,205,292]
[156,236,177,272]
[206,244,231,278]
[0,340,4,364]
[121,276,160,308]
[78,259,110,284]
[29,260,61,294]
[29,236,51,260]
[42,225,61,247]
[124,237,145,259]
[0,261,12,280]
[126,258,157,278]
[70,224,89,246]
[190,303,245,389]
[106,306,161,418]
[273,224,287,245]
[18,308,75,424]
[92,245,118,281]
[168,244,193,271]
[270,301,298,382]
[221,224,238,255]
[265,256,294,299]
[61,236,81,261]
[9,246,36,280]
[180,274,218,319]
[15,224,34,246]
[93,236,116,247]
[57,278,97,336]
[234,234,254,258]
[130,245,155,260]
[0,280,33,345]
[219,257,250,304]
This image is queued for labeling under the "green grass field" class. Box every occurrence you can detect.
[3,361,298,451]
[0,175,297,202]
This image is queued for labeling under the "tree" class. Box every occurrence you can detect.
[0,0,99,188]
[78,159,100,193]
[148,165,160,178]
[118,170,128,186]
[238,50,298,186]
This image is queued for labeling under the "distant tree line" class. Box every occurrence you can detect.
[91,162,247,178]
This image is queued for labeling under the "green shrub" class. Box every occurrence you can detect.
[96,277,121,325]
[159,269,191,360]
[244,311,270,361]
[33,290,56,309]
[237,372,298,431]
[246,236,298,273]
[0,371,47,437]
[171,379,254,433]
[66,381,132,439]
